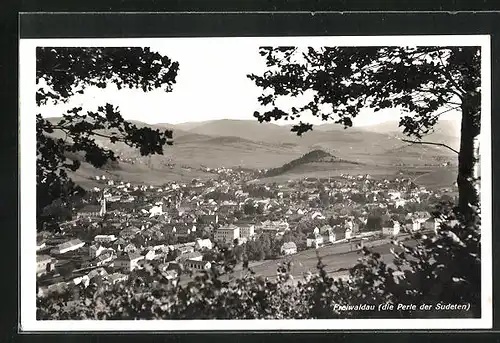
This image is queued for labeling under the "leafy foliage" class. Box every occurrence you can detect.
[36,47,179,230]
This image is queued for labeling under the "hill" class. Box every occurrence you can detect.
[263,149,361,178]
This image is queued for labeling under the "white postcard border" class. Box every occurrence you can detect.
[19,35,492,331]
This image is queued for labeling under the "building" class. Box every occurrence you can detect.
[94,251,114,266]
[141,248,156,261]
[36,238,47,252]
[423,217,440,231]
[183,259,211,271]
[89,244,107,258]
[281,242,297,255]
[214,225,240,244]
[404,219,421,232]
[50,239,85,255]
[173,245,195,257]
[114,252,143,272]
[306,233,324,248]
[173,225,193,239]
[94,235,117,243]
[77,197,106,218]
[195,238,213,251]
[332,226,351,242]
[36,255,54,275]
[176,251,203,263]
[382,220,401,236]
[238,223,255,239]
[162,269,178,281]
[119,226,140,239]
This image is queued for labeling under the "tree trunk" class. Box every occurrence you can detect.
[457,96,480,220]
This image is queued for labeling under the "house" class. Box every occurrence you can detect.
[394,199,407,208]
[423,217,440,231]
[36,255,54,275]
[413,211,432,224]
[382,220,401,236]
[404,218,421,232]
[119,226,140,239]
[172,245,194,256]
[173,224,193,238]
[306,233,324,248]
[311,211,325,220]
[124,243,139,254]
[36,238,47,251]
[149,205,163,217]
[87,267,108,281]
[89,244,107,258]
[114,252,143,272]
[162,269,178,281]
[175,251,203,263]
[95,251,114,266]
[195,238,213,251]
[50,239,85,255]
[94,235,117,243]
[141,248,156,261]
[183,259,211,271]
[322,230,335,244]
[280,242,297,255]
[214,225,240,244]
[332,226,350,242]
[319,225,333,235]
[112,237,127,251]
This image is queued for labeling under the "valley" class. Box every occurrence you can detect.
[45,117,460,190]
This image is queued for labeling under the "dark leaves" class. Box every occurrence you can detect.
[248,46,478,140]
[36,48,179,231]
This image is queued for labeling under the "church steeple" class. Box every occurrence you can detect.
[99,190,107,216]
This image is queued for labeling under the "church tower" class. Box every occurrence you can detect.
[99,192,107,216]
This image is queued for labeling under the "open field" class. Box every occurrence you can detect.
[412,167,457,189]
[221,237,419,283]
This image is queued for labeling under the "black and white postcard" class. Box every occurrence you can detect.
[19,34,492,330]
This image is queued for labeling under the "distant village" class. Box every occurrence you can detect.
[36,167,458,298]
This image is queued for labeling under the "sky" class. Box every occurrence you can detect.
[37,39,462,128]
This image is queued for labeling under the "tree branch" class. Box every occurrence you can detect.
[401,139,459,155]
[437,53,467,97]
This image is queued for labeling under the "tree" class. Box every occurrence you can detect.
[248,46,480,220]
[36,47,179,230]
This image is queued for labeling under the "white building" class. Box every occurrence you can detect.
[149,205,163,217]
[214,225,240,244]
[50,239,85,255]
[94,235,117,243]
[238,223,255,239]
[306,234,324,248]
[404,219,421,232]
[195,238,213,251]
[281,242,297,255]
[382,221,401,236]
